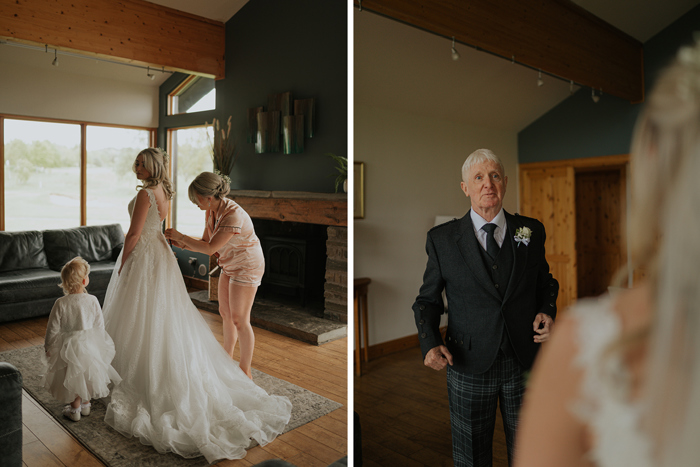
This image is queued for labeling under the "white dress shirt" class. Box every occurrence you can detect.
[470,208,507,252]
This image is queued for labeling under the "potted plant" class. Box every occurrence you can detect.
[208,116,236,175]
[327,153,347,193]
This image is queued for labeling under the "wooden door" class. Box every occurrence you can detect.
[575,168,627,298]
[519,166,577,312]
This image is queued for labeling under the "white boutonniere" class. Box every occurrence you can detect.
[514,227,532,247]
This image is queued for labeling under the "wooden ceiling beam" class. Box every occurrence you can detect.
[0,0,225,79]
[356,0,644,103]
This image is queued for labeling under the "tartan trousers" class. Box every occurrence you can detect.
[446,351,525,467]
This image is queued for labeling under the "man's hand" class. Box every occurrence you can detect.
[533,313,554,343]
[424,345,454,371]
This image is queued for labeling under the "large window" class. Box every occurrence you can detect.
[86,127,151,232]
[1,116,154,232]
[4,119,81,231]
[170,125,213,236]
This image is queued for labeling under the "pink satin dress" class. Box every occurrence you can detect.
[206,198,265,287]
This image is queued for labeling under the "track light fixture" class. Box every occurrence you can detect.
[537,70,544,87]
[570,80,575,95]
[451,37,460,61]
[1,40,175,78]
[591,88,600,103]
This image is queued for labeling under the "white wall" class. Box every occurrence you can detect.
[0,46,159,127]
[354,104,518,346]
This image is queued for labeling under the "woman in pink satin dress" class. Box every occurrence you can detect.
[165,171,263,379]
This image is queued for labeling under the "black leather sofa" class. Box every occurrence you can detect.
[0,362,22,466]
[0,224,124,324]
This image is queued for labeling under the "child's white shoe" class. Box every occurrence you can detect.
[81,401,91,416]
[63,405,80,422]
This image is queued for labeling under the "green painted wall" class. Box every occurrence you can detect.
[160,0,347,278]
[160,0,347,192]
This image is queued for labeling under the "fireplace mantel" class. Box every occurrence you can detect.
[228,190,347,226]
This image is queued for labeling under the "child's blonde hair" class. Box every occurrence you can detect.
[58,257,90,295]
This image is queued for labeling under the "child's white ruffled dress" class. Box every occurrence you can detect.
[42,293,121,403]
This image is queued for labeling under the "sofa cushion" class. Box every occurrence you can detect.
[43,224,124,271]
[85,260,116,293]
[0,268,63,304]
[0,230,49,273]
[0,298,64,324]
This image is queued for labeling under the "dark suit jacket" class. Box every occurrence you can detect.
[413,210,559,374]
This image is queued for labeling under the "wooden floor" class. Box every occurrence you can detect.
[1,308,348,467]
[354,346,508,467]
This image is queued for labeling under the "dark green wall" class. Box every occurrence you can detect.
[159,0,347,278]
[220,0,347,192]
[518,4,700,164]
[159,0,347,192]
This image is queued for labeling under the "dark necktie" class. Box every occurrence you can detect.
[482,223,500,260]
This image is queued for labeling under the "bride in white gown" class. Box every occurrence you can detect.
[515,40,700,466]
[102,148,291,463]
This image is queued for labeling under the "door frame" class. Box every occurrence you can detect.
[518,153,630,312]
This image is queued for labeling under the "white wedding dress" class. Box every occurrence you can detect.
[571,296,653,467]
[102,188,292,463]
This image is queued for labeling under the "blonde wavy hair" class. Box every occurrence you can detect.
[133,147,174,199]
[58,257,90,295]
[614,39,700,466]
[188,171,230,205]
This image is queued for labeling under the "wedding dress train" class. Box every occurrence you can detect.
[102,188,292,462]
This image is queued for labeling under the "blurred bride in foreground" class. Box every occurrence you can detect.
[516,39,700,467]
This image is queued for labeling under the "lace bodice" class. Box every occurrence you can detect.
[571,296,653,467]
[127,188,164,234]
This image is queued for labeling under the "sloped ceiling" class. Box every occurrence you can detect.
[354,0,700,132]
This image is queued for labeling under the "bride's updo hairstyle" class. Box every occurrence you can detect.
[628,39,700,466]
[134,147,174,199]
[188,171,231,205]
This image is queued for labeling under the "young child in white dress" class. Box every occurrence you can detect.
[42,257,121,422]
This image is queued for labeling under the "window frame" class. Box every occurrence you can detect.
[166,123,214,238]
[0,113,156,231]
[167,75,215,116]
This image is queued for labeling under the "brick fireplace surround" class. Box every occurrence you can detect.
[229,190,348,323]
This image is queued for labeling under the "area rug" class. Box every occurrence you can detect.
[2,345,343,467]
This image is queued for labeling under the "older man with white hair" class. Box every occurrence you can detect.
[413,148,559,467]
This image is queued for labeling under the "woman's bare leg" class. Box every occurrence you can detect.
[227,281,258,379]
[217,272,238,358]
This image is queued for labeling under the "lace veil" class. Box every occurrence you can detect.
[629,38,700,466]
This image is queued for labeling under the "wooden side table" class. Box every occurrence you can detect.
[354,277,371,376]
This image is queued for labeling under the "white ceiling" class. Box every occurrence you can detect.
[145,0,248,23]
[354,0,700,132]
[572,0,699,43]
